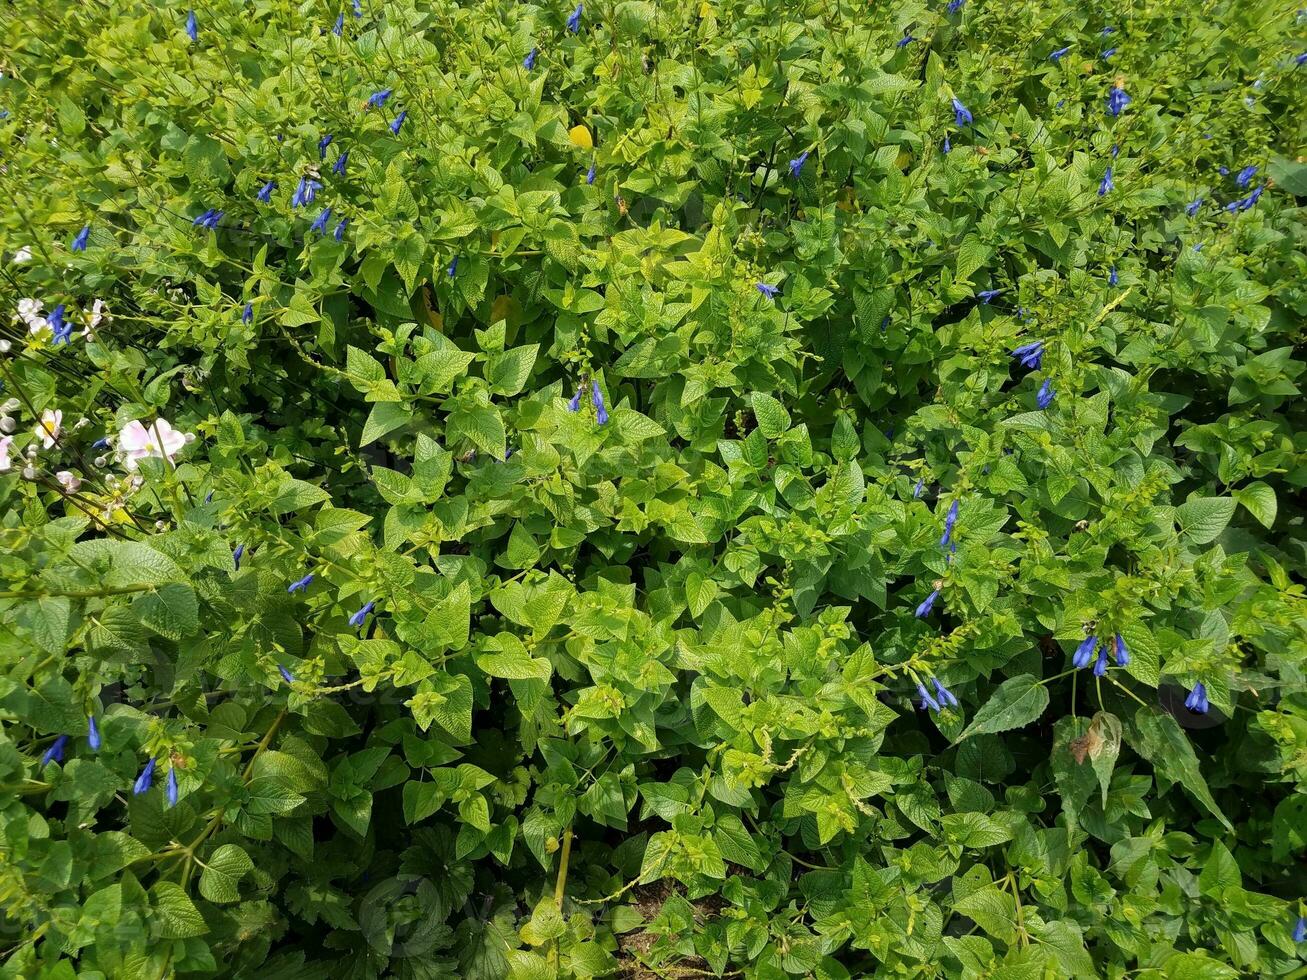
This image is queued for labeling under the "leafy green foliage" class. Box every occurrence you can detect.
[1,0,1305,977]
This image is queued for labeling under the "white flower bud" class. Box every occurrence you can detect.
[0,417,14,434]
[21,466,36,480]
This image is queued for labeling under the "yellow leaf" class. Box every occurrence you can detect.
[569,124,593,149]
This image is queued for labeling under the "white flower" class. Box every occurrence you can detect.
[12,246,32,264]
[119,418,189,470]
[36,409,62,448]
[16,298,42,322]
[83,299,108,337]
[55,470,81,493]
[0,436,12,471]
[27,316,49,337]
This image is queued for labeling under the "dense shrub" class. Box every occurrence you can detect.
[1,0,1305,976]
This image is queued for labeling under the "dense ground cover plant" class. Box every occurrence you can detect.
[1,0,1306,976]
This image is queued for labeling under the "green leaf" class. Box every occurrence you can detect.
[750,392,790,439]
[486,344,538,396]
[132,583,198,639]
[1129,708,1232,831]
[1176,496,1235,545]
[1232,482,1276,529]
[199,844,253,904]
[150,881,208,938]
[360,401,413,446]
[958,674,1049,740]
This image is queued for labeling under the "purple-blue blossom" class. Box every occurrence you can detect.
[242,303,253,325]
[567,4,583,32]
[756,282,778,299]
[1107,87,1131,116]
[292,177,321,207]
[789,151,809,178]
[917,682,942,712]
[592,380,608,425]
[366,88,393,109]
[1037,378,1054,409]
[41,735,69,766]
[318,133,333,159]
[348,600,376,627]
[390,110,407,135]
[185,10,197,42]
[233,543,245,569]
[1011,341,1044,370]
[334,218,348,241]
[951,97,973,126]
[1114,633,1130,666]
[309,208,332,235]
[279,665,295,684]
[1073,636,1099,670]
[71,224,90,252]
[1185,682,1209,714]
[1050,46,1071,61]
[257,180,276,203]
[916,589,940,618]
[1099,167,1114,196]
[133,758,156,794]
[940,499,960,547]
[87,716,101,751]
[165,768,179,808]
[288,573,314,593]
[933,678,959,708]
[332,150,349,176]
[524,47,538,70]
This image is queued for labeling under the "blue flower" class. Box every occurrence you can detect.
[1111,143,1120,158]
[1294,916,1307,942]
[942,135,951,154]
[1109,265,1118,285]
[87,715,101,751]
[165,768,179,808]
[916,589,940,618]
[390,110,407,135]
[917,682,942,713]
[241,302,253,325]
[294,176,321,207]
[133,757,156,794]
[1050,46,1071,61]
[192,208,223,231]
[977,288,1001,303]
[933,678,959,708]
[1235,165,1257,188]
[348,600,376,627]
[288,573,314,593]
[1036,378,1054,409]
[524,47,538,70]
[1101,47,1117,59]
[353,0,363,15]
[1099,167,1114,196]
[1185,197,1203,216]
[567,384,584,412]
[1107,87,1131,116]
[310,208,332,235]
[1101,25,1114,34]
[1114,633,1130,666]
[586,162,596,185]
[897,30,914,47]
[1218,166,1229,176]
[233,543,245,570]
[71,224,90,252]
[41,735,69,766]
[49,304,73,344]
[1297,52,1307,66]
[1240,184,1264,210]
[756,282,778,299]
[257,180,276,203]
[951,97,973,126]
[1184,682,1209,714]
[592,380,608,425]
[333,150,349,176]
[567,3,583,32]
[279,665,295,684]
[940,499,960,547]
[1073,636,1098,670]
[1193,242,1204,252]
[318,134,333,159]
[367,88,393,110]
[334,218,348,241]
[789,150,809,178]
[947,0,964,12]
[333,12,344,35]
[913,477,924,498]
[1093,646,1109,676]
[448,257,459,278]
[186,10,198,42]
[1011,341,1044,370]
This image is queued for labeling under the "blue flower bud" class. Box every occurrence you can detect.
[390,110,407,135]
[788,150,809,178]
[72,224,91,252]
[566,4,583,33]
[448,257,459,278]
[1184,682,1209,714]
[951,97,973,126]
[915,589,940,618]
[334,218,349,241]
[913,477,924,498]
[567,384,584,412]
[942,135,951,154]
[592,381,608,425]
[165,767,179,808]
[233,544,245,570]
[1093,646,1109,676]
[288,573,314,593]
[1109,265,1118,286]
[940,499,960,547]
[310,208,332,235]
[41,735,69,766]
[524,47,538,70]
[586,162,596,185]
[333,150,349,176]
[977,289,1001,303]
[185,10,198,42]
[256,180,276,203]
[318,133,333,159]
[279,665,295,684]
[756,282,778,299]
[366,88,393,109]
[947,0,964,12]
[1114,633,1130,666]
[1099,167,1114,196]
[1101,47,1117,59]
[1050,46,1071,62]
[242,302,253,325]
[1107,87,1131,117]
[134,757,156,794]
[333,12,344,35]
[87,715,101,751]
[1294,916,1306,942]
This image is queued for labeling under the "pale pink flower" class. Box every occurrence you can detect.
[36,409,62,448]
[119,418,188,470]
[56,470,81,493]
[0,436,12,471]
